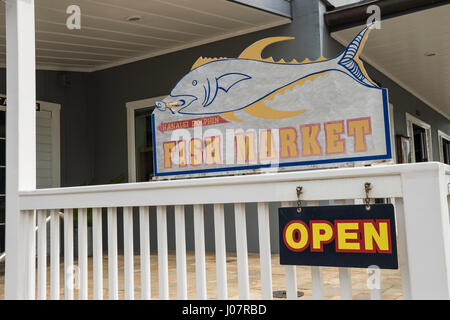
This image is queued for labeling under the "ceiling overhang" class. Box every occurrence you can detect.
[328,1,450,119]
[0,0,292,73]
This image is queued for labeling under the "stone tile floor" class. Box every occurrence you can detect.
[0,251,403,300]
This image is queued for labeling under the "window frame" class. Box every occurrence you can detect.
[126,95,166,182]
[438,130,450,164]
[405,112,433,163]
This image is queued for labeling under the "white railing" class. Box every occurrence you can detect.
[6,162,450,300]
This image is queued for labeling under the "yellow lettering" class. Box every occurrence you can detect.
[189,139,203,166]
[336,222,361,251]
[347,118,371,152]
[363,221,390,252]
[311,222,334,251]
[279,127,299,158]
[235,131,256,163]
[325,121,345,154]
[284,221,309,252]
[259,130,276,161]
[163,141,176,169]
[205,136,221,165]
[301,124,322,156]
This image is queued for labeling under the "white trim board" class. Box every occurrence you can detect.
[126,95,166,183]
[438,130,450,164]
[389,103,397,164]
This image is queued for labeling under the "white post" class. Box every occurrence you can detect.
[400,163,450,299]
[5,0,37,300]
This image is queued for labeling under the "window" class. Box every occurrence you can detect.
[412,124,428,162]
[405,113,432,163]
[126,96,165,182]
[438,130,450,165]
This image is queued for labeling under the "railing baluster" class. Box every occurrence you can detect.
[123,206,135,300]
[78,208,88,300]
[156,206,169,300]
[139,206,151,300]
[370,279,382,300]
[213,204,228,300]
[311,266,324,300]
[37,210,47,300]
[92,207,103,300]
[50,209,60,300]
[64,209,74,300]
[257,202,273,300]
[193,204,207,299]
[234,203,250,300]
[174,205,188,300]
[339,268,352,300]
[333,199,353,300]
[24,210,36,300]
[107,207,119,300]
[281,201,298,300]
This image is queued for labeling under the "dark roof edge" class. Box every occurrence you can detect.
[324,0,450,32]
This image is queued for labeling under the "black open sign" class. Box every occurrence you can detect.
[279,204,398,269]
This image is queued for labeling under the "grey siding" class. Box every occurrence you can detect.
[0,69,95,187]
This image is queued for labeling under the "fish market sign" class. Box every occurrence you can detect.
[152,26,391,178]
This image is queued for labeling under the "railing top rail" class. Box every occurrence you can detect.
[21,162,446,196]
[18,162,448,210]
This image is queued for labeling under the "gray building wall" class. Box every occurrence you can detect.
[0,69,95,187]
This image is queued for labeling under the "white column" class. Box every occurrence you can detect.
[400,163,450,299]
[5,0,37,300]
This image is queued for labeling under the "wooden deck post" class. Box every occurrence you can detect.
[4,0,37,300]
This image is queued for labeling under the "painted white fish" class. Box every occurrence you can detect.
[155,25,377,122]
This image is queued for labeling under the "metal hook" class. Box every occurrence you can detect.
[296,186,303,213]
[364,182,372,211]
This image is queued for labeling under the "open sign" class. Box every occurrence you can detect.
[279,205,398,269]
